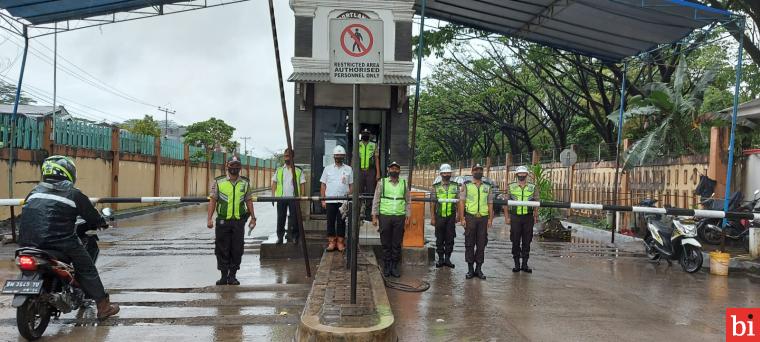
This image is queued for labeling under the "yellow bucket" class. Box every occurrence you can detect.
[709,251,730,276]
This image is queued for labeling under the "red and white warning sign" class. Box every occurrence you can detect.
[330,19,384,84]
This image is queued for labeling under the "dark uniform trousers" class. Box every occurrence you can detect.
[326,203,346,237]
[510,214,534,259]
[215,218,245,271]
[379,215,406,262]
[360,169,376,218]
[434,215,456,257]
[42,237,106,301]
[464,214,489,264]
[276,200,298,240]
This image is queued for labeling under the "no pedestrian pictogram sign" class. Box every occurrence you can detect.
[330,19,384,84]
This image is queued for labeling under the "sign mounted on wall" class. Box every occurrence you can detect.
[329,18,384,84]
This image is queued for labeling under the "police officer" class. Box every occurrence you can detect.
[504,165,538,273]
[359,128,380,220]
[271,148,305,244]
[207,156,256,285]
[372,161,410,278]
[458,164,493,280]
[430,163,458,268]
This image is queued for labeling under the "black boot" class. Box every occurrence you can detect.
[435,253,445,268]
[383,260,391,277]
[443,254,455,268]
[276,235,284,245]
[521,258,532,273]
[227,270,240,285]
[391,261,401,278]
[512,258,521,273]
[466,263,475,279]
[475,263,486,280]
[216,270,228,285]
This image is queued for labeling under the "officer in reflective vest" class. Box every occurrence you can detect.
[372,161,410,278]
[503,165,539,273]
[458,164,493,280]
[271,148,305,245]
[359,129,380,220]
[207,156,256,285]
[430,163,458,268]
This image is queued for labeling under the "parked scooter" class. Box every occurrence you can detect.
[697,190,760,246]
[1,208,113,341]
[640,199,703,273]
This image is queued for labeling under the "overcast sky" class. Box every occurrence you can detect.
[0,1,439,158]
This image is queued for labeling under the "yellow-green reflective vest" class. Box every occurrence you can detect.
[465,183,490,216]
[275,166,302,196]
[509,182,536,216]
[359,142,376,170]
[379,178,406,216]
[215,177,250,220]
[434,182,458,218]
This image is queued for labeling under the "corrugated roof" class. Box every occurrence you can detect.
[415,0,735,62]
[0,0,184,25]
[288,72,417,85]
[0,104,70,117]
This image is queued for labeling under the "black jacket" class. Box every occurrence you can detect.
[18,180,106,247]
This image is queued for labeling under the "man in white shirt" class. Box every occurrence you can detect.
[271,148,306,245]
[320,145,353,252]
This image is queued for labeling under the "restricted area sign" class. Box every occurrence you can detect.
[329,19,384,84]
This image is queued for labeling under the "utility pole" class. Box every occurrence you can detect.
[240,136,251,156]
[157,106,176,139]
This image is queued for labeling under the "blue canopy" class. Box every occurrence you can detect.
[415,0,736,62]
[0,0,185,25]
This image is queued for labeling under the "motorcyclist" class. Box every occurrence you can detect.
[18,155,120,319]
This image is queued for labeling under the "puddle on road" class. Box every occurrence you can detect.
[538,236,648,259]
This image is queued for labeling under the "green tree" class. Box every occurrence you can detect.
[120,115,161,137]
[182,117,237,153]
[0,80,35,105]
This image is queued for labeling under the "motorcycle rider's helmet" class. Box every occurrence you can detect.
[41,155,77,183]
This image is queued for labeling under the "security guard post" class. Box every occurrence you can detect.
[272,148,305,244]
[207,156,256,285]
[359,128,380,220]
[431,163,458,268]
[458,164,493,280]
[504,165,538,273]
[372,161,411,278]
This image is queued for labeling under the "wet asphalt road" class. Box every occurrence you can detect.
[389,217,760,342]
[0,203,758,341]
[0,201,311,342]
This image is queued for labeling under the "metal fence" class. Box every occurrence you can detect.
[160,138,184,160]
[54,118,111,151]
[0,114,44,150]
[120,130,154,155]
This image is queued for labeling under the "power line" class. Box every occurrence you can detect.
[0,32,159,110]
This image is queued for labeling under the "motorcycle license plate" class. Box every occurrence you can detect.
[1,280,43,295]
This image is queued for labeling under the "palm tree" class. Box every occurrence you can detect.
[611,58,717,169]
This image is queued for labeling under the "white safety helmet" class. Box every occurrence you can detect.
[333,145,346,155]
[439,163,452,174]
[515,165,529,174]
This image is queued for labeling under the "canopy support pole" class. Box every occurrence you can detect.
[267,0,311,277]
[612,61,627,243]
[722,17,746,252]
[8,26,28,243]
[406,0,426,188]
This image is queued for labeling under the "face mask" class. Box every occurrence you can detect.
[472,172,483,180]
[334,157,344,164]
[389,171,400,178]
[361,136,369,141]
[518,175,527,181]
[442,175,451,182]
[229,168,240,176]
[284,159,292,165]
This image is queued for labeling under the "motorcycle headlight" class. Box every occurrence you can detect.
[682,223,697,236]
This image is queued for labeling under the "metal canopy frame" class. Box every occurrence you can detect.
[0,0,250,39]
[407,0,747,245]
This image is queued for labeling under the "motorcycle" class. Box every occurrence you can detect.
[640,199,703,273]
[1,208,113,341]
[697,190,760,246]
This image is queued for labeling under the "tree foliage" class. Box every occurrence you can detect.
[182,117,237,153]
[120,115,161,137]
[0,80,35,105]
